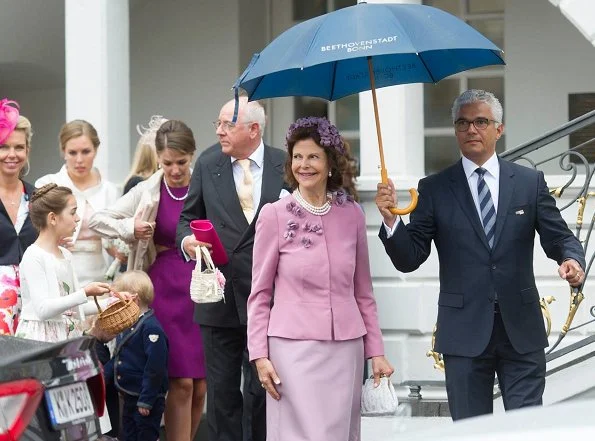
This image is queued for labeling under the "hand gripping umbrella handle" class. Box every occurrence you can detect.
[380,168,418,216]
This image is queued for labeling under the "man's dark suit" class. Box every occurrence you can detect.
[380,158,585,419]
[176,143,286,441]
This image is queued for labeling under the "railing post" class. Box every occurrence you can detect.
[408,384,422,400]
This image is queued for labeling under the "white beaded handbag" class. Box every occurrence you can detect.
[190,246,226,304]
[361,376,399,416]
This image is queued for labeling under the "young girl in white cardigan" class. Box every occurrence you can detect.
[15,183,112,341]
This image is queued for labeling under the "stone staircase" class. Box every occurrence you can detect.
[170,342,595,440]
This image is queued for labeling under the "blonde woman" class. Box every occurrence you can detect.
[0,100,37,335]
[35,120,119,286]
[123,115,166,195]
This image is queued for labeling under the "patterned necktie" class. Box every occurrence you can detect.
[236,159,254,223]
[475,167,496,248]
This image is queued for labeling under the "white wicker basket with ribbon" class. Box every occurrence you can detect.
[190,246,226,304]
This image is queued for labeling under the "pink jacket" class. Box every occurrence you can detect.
[247,194,384,361]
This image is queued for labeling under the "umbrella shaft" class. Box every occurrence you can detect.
[367,57,388,184]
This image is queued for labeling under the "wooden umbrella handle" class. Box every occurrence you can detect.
[381,168,418,215]
[368,57,418,216]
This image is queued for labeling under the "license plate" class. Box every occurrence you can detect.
[45,382,96,428]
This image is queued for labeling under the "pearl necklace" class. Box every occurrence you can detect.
[293,189,331,216]
[163,178,189,201]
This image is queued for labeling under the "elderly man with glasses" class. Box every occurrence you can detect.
[375,89,585,420]
[177,96,287,441]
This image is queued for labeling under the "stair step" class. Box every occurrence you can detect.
[362,416,451,440]
[401,398,451,417]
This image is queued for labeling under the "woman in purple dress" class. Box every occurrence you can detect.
[89,120,206,441]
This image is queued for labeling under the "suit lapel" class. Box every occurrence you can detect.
[492,159,515,250]
[448,160,491,251]
[207,151,249,231]
[234,145,285,250]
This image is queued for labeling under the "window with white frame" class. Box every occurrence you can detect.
[423,0,505,175]
[291,0,360,174]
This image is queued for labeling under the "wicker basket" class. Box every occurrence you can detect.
[94,295,140,335]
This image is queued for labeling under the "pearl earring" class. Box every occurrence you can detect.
[328,171,332,177]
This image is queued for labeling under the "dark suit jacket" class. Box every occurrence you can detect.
[380,158,585,357]
[176,143,287,327]
[0,180,37,266]
[104,310,168,409]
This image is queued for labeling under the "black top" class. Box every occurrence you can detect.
[0,180,37,266]
[123,175,146,195]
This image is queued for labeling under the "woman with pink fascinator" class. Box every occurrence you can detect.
[0,99,38,335]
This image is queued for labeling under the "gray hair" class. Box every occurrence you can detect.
[451,89,503,124]
[241,97,266,137]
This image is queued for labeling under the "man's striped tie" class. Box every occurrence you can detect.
[476,167,496,248]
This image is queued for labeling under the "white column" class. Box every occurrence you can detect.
[65,0,130,183]
[358,0,441,391]
[359,0,424,189]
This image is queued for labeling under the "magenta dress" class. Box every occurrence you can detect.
[148,181,205,378]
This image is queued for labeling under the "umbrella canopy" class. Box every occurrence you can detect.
[234,3,505,214]
[235,3,505,101]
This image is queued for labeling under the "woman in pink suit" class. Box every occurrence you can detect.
[247,117,394,441]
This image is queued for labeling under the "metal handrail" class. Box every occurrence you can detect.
[546,320,595,363]
[501,109,595,161]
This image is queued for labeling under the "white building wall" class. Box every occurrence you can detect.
[0,0,66,182]
[129,0,242,159]
[13,88,66,182]
[505,0,595,168]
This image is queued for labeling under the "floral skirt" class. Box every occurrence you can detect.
[0,265,22,335]
[16,316,84,342]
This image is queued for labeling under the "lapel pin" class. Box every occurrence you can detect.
[515,209,524,215]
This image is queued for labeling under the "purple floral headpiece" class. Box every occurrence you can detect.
[286,116,345,155]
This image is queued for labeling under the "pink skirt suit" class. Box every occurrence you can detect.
[247,193,385,441]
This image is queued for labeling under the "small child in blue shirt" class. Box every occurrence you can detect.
[93,270,168,441]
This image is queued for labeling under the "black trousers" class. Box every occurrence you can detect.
[121,394,165,441]
[201,325,266,441]
[443,311,546,421]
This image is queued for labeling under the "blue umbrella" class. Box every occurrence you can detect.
[233,2,505,214]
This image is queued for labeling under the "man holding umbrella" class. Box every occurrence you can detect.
[375,89,585,420]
